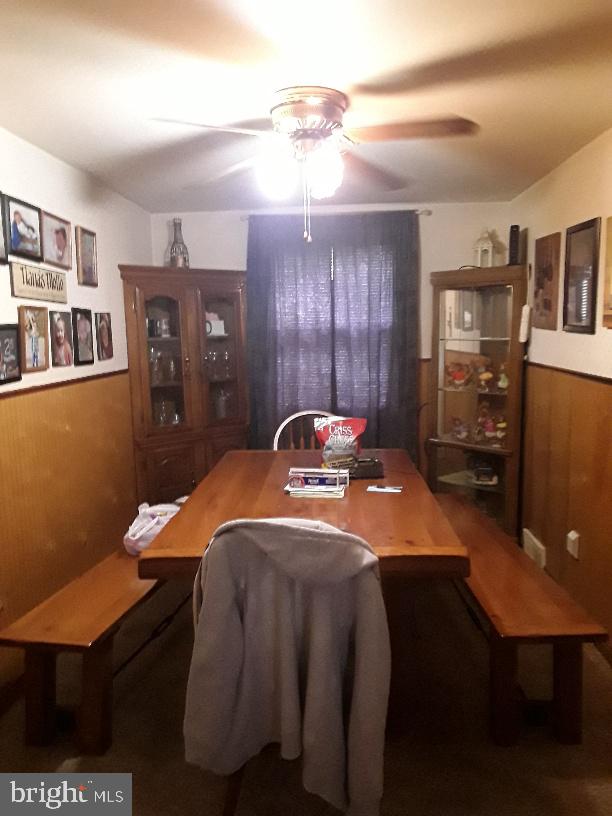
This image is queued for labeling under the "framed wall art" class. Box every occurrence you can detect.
[72,307,94,365]
[49,310,74,367]
[41,211,72,269]
[18,305,48,373]
[75,226,98,286]
[4,196,42,261]
[0,193,7,264]
[563,218,601,334]
[95,312,113,360]
[533,232,561,330]
[0,324,21,384]
[604,216,612,330]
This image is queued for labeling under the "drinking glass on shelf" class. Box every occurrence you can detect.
[206,350,218,381]
[221,349,231,380]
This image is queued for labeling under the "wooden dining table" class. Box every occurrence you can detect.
[137,449,469,580]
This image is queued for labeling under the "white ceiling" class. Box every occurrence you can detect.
[2,0,612,212]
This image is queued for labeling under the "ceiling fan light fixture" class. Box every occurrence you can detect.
[306,139,344,200]
[255,140,299,200]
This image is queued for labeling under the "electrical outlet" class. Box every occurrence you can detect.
[522,528,546,569]
[566,530,580,559]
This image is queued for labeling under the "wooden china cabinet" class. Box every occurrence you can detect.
[120,265,248,504]
[428,265,527,535]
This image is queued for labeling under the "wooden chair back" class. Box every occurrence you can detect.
[272,410,334,451]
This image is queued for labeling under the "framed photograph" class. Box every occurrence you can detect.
[72,307,94,365]
[563,218,601,334]
[41,211,72,269]
[604,216,612,330]
[0,193,7,264]
[95,312,114,360]
[533,232,561,330]
[49,310,74,367]
[18,305,48,373]
[4,196,42,260]
[0,324,21,384]
[75,226,97,286]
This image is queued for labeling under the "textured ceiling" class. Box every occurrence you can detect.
[1,0,612,212]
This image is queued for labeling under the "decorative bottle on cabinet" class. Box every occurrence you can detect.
[169,218,189,268]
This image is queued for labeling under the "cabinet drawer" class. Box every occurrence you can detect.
[206,428,247,471]
[145,443,197,503]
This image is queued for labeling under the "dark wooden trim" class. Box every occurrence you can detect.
[526,361,611,384]
[0,368,128,400]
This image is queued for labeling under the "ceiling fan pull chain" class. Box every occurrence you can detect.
[302,166,313,243]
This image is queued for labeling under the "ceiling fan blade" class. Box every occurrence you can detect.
[343,152,407,191]
[345,118,477,143]
[153,117,271,138]
[183,157,256,190]
[352,14,612,96]
[19,0,275,63]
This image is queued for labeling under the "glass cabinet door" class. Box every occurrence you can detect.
[431,283,517,529]
[141,292,193,434]
[436,284,513,449]
[200,292,245,426]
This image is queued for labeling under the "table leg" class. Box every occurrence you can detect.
[489,635,521,745]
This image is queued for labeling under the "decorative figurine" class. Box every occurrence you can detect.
[472,459,499,486]
[496,417,508,440]
[483,416,497,440]
[477,361,494,392]
[497,363,509,392]
[451,417,469,440]
[474,402,490,442]
[445,361,472,389]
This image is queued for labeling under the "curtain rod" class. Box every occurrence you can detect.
[239,209,432,222]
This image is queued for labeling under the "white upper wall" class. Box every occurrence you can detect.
[0,127,152,392]
[508,127,612,379]
[151,202,512,359]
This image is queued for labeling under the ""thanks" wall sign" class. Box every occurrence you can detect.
[10,262,67,304]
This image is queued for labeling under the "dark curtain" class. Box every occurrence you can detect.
[246,211,419,457]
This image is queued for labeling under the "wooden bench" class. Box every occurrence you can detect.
[0,551,158,754]
[436,493,608,745]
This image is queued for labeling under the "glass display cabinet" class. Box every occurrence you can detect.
[428,265,527,535]
[121,266,247,503]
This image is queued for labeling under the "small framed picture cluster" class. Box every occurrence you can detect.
[532,217,602,334]
[1,191,97,286]
[0,308,114,385]
[1,188,113,388]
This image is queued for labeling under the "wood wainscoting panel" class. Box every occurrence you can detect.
[522,364,612,656]
[0,373,137,688]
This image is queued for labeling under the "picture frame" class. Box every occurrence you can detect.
[604,216,612,330]
[95,312,114,360]
[4,196,42,260]
[41,211,72,269]
[563,218,601,334]
[0,193,7,264]
[49,310,74,367]
[0,324,22,384]
[75,226,98,286]
[72,307,94,365]
[18,305,49,373]
[533,232,561,330]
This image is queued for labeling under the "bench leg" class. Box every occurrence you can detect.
[553,641,582,744]
[77,638,113,754]
[24,650,57,745]
[489,636,521,745]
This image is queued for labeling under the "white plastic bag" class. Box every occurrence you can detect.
[123,502,181,556]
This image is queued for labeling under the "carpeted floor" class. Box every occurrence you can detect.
[1,578,611,816]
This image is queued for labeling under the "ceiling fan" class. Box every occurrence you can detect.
[158,85,477,240]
